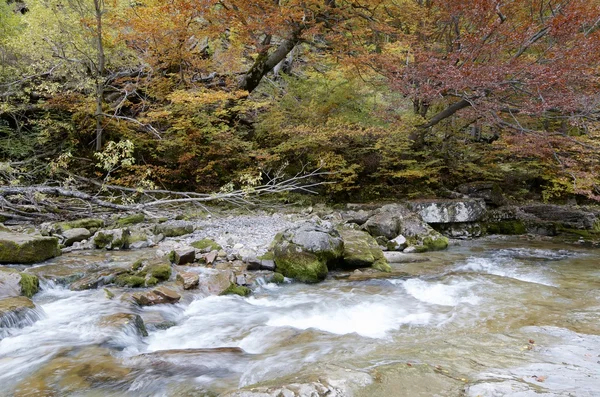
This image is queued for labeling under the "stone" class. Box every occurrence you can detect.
[457,181,505,207]
[154,221,194,237]
[203,250,218,266]
[337,228,391,272]
[176,271,199,290]
[220,283,251,297]
[0,269,22,298]
[363,204,449,252]
[271,272,285,284]
[92,228,130,250]
[237,248,257,262]
[70,268,128,291]
[383,251,431,263]
[272,222,344,283]
[53,218,104,233]
[236,274,247,285]
[116,214,145,227]
[340,209,374,225]
[0,296,38,330]
[99,312,148,337]
[387,234,407,251]
[61,228,91,246]
[0,231,60,264]
[132,286,181,306]
[407,199,487,224]
[191,238,222,252]
[168,247,196,265]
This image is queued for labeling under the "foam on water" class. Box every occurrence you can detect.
[393,278,481,306]
[456,257,556,286]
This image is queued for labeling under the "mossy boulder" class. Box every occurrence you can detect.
[93,228,130,250]
[220,283,251,297]
[191,238,222,252]
[18,273,39,298]
[487,220,527,235]
[337,228,391,272]
[55,218,104,233]
[154,221,194,237]
[0,231,60,264]
[270,272,285,284]
[272,222,344,283]
[362,204,449,253]
[116,214,145,227]
[147,262,172,281]
[61,228,92,246]
[114,274,146,288]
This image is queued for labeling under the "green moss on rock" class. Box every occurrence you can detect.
[145,277,159,287]
[0,232,60,264]
[114,274,146,288]
[93,232,114,249]
[487,220,527,235]
[19,273,40,298]
[191,238,222,251]
[149,263,172,281]
[270,272,285,284]
[116,214,145,227]
[220,283,251,297]
[57,218,104,232]
[422,236,449,251]
[273,246,328,283]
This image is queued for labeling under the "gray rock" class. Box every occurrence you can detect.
[0,231,60,264]
[154,221,194,237]
[388,234,407,251]
[99,312,148,337]
[457,181,505,207]
[132,286,181,306]
[61,228,91,246]
[337,228,391,272]
[168,247,196,265]
[92,228,130,250]
[272,222,344,283]
[407,199,487,223]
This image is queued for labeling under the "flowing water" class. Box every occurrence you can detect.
[1,237,599,396]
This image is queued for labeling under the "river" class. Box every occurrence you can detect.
[1,237,599,396]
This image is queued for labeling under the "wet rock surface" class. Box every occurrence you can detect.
[0,231,60,264]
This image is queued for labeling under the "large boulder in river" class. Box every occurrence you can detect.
[337,228,391,272]
[406,199,487,224]
[0,269,39,298]
[0,231,60,264]
[61,228,91,246]
[272,222,344,283]
[363,204,448,252]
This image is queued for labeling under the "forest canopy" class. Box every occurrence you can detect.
[1,0,600,204]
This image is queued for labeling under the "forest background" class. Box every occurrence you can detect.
[1,0,600,209]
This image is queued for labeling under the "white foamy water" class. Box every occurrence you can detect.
[394,278,481,306]
[456,257,556,286]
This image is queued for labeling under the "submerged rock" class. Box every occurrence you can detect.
[337,228,391,272]
[272,222,344,283]
[99,312,148,337]
[0,231,60,264]
[0,296,40,331]
[12,346,131,396]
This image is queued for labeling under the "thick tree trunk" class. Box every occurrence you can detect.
[93,0,106,151]
[239,33,300,93]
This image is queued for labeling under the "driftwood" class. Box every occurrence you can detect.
[0,169,333,222]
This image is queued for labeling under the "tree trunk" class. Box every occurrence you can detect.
[93,0,106,151]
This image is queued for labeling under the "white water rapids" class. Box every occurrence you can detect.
[0,238,599,396]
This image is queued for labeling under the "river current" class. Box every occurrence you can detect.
[1,237,599,396]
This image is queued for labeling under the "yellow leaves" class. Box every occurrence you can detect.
[167,90,248,106]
